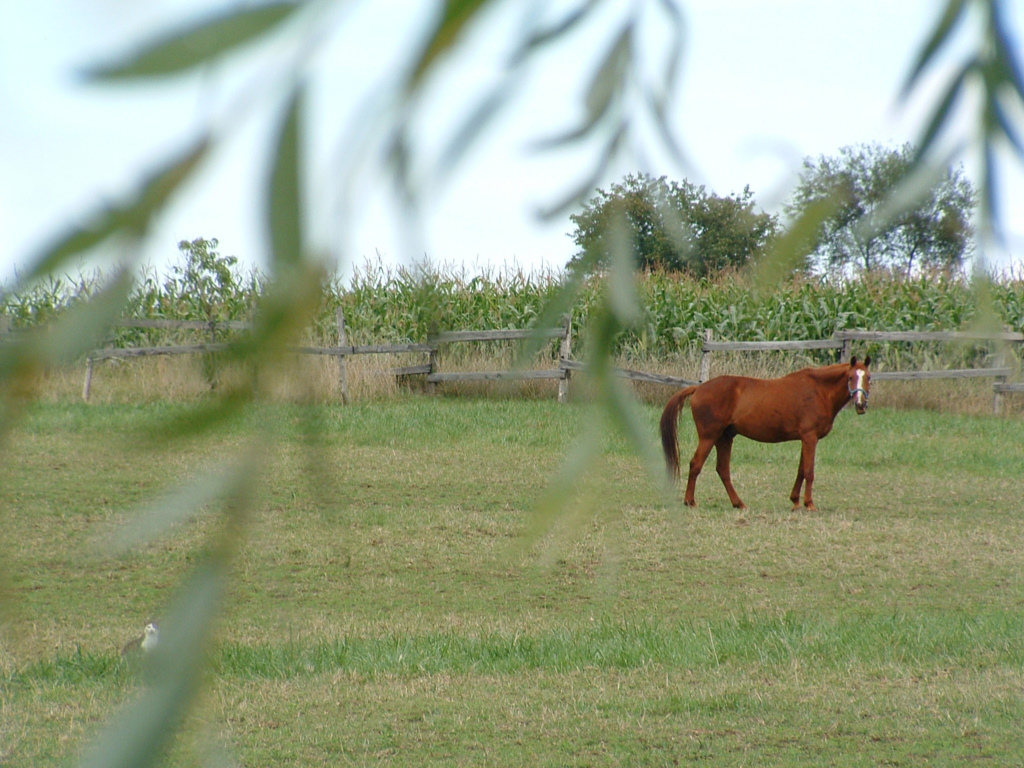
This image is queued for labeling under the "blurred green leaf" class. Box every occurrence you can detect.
[646,89,690,171]
[268,89,305,272]
[851,158,949,245]
[535,122,627,219]
[652,0,686,99]
[915,58,975,155]
[584,24,631,122]
[26,139,210,281]
[901,0,969,99]
[84,2,302,81]
[752,196,842,287]
[520,416,605,547]
[137,389,254,446]
[78,558,227,768]
[901,0,1024,237]
[1,268,133,374]
[514,274,581,368]
[989,0,1024,94]
[606,205,641,325]
[531,25,631,153]
[436,76,516,182]
[514,0,603,63]
[409,0,490,89]
[103,458,257,556]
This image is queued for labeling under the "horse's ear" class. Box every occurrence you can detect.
[850,356,858,366]
[864,355,871,367]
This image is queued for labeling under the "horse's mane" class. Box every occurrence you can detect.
[803,363,849,382]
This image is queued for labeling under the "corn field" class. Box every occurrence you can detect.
[3,256,1023,374]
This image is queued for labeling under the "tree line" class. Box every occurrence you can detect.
[568,142,977,278]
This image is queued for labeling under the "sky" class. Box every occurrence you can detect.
[2,0,1023,288]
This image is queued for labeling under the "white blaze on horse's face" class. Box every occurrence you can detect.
[851,369,869,414]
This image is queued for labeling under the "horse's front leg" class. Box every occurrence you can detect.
[792,435,819,511]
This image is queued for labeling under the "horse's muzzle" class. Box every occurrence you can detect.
[849,385,869,414]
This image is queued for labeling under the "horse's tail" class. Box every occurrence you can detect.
[660,385,698,480]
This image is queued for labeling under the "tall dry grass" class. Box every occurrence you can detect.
[3,253,1023,413]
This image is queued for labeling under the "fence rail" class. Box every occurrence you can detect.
[700,328,1023,413]
[835,329,1024,343]
[2,313,1021,411]
[560,359,696,388]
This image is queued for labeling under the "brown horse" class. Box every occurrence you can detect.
[660,357,871,511]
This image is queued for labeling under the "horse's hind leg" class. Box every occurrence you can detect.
[715,434,747,509]
[685,436,716,507]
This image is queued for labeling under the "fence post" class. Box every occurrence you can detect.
[426,344,438,395]
[336,308,350,405]
[557,314,572,404]
[0,314,9,336]
[993,331,1010,415]
[83,356,95,402]
[699,329,713,383]
[838,332,852,363]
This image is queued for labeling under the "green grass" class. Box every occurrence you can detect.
[2,398,1024,766]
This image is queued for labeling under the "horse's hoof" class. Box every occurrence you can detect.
[733,502,748,510]
[684,499,697,508]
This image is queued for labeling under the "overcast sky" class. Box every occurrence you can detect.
[2,0,1023,286]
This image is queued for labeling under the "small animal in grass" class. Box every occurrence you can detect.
[121,621,159,656]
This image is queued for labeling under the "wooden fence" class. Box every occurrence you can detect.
[699,328,1024,413]
[2,313,1021,410]
[61,311,700,403]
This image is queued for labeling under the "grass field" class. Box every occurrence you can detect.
[2,397,1024,766]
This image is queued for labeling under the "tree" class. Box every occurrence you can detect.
[171,238,240,324]
[568,173,777,277]
[785,143,977,276]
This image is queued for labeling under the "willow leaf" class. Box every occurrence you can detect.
[584,24,632,124]
[0,270,133,415]
[993,98,1024,156]
[515,286,578,371]
[437,76,516,181]
[606,206,640,325]
[34,270,135,365]
[268,89,304,272]
[900,0,969,98]
[105,459,256,556]
[78,558,227,768]
[979,139,998,225]
[914,58,975,157]
[409,0,490,90]
[535,122,627,220]
[515,0,604,63]
[990,0,1024,96]
[84,2,302,81]
[27,139,210,281]
[752,196,842,287]
[520,417,606,547]
[652,0,687,100]
[645,90,691,182]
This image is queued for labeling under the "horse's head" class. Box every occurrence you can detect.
[848,355,871,414]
